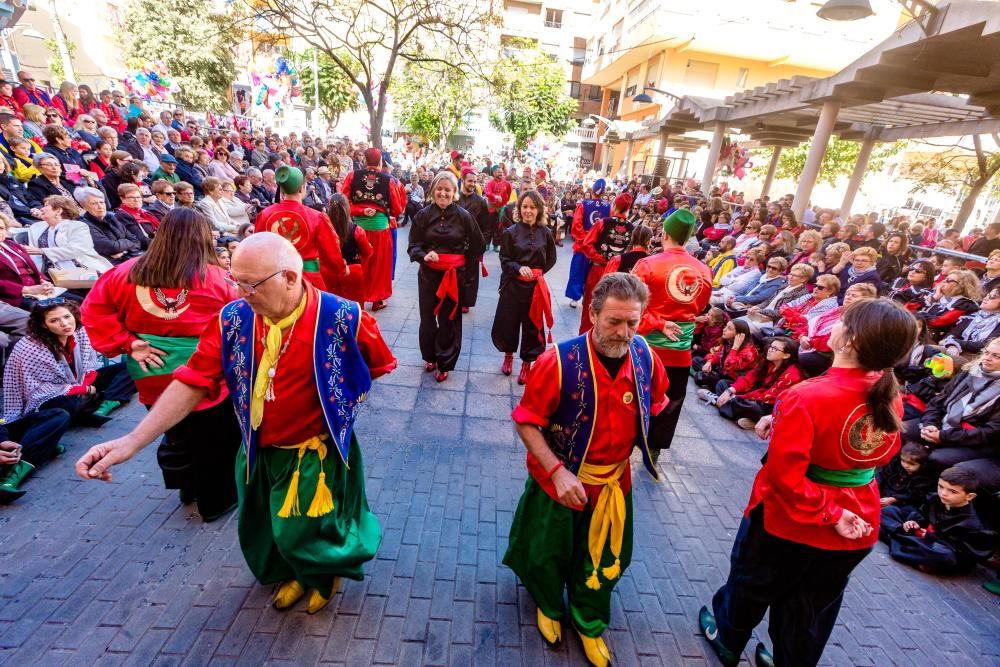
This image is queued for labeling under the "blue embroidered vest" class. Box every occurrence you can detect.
[544,334,659,480]
[579,199,611,232]
[220,292,372,478]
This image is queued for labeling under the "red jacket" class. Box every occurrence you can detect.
[706,342,759,378]
[747,367,903,550]
[484,177,512,213]
[730,362,804,405]
[51,95,84,126]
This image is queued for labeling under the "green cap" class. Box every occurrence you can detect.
[275,166,304,195]
[663,209,697,244]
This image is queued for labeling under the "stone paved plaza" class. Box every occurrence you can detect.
[1,228,999,666]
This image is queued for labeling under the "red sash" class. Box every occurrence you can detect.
[425,253,465,319]
[517,268,554,343]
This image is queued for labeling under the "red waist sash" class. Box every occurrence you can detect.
[517,268,554,343]
[425,253,465,319]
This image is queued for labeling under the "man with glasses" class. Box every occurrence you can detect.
[76,231,397,616]
[13,71,51,108]
[147,179,177,222]
[174,182,195,208]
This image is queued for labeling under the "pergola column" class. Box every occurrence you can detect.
[761,146,782,198]
[792,101,840,219]
[621,134,635,179]
[701,124,726,195]
[840,135,876,220]
[657,130,670,187]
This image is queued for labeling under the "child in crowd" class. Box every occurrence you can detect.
[877,443,935,511]
[692,307,729,359]
[9,138,38,183]
[880,467,997,575]
[692,319,758,398]
[709,336,802,429]
[215,246,231,270]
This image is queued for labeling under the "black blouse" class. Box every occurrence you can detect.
[499,222,557,283]
[408,202,485,265]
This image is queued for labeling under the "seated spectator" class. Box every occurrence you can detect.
[50,82,84,127]
[175,181,195,208]
[896,318,956,422]
[877,443,935,512]
[75,187,143,264]
[0,402,69,504]
[73,115,100,149]
[0,113,40,166]
[25,153,74,208]
[218,179,253,230]
[195,177,238,235]
[709,336,802,429]
[173,145,203,195]
[723,255,788,317]
[20,104,46,143]
[152,153,179,184]
[105,160,146,211]
[768,230,796,260]
[701,211,732,243]
[692,306,729,358]
[740,262,813,334]
[889,259,936,312]
[146,179,175,222]
[813,241,849,278]
[0,157,36,225]
[8,137,39,182]
[980,249,1000,294]
[0,211,55,307]
[3,300,134,439]
[968,223,1000,258]
[830,246,881,302]
[233,174,259,222]
[41,124,97,187]
[710,247,765,306]
[940,288,1000,361]
[904,338,1000,495]
[877,231,910,285]
[114,184,158,241]
[87,140,114,181]
[731,220,762,255]
[207,146,239,180]
[786,229,821,268]
[778,209,803,237]
[692,319,758,393]
[214,246,231,270]
[194,148,212,179]
[27,194,112,274]
[932,255,965,286]
[880,467,996,575]
[707,236,737,287]
[0,80,23,119]
[774,273,841,338]
[917,268,981,340]
[797,282,877,377]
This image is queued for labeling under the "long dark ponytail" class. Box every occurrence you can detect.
[839,299,919,433]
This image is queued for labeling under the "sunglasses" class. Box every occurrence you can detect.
[767,264,782,270]
[22,78,35,83]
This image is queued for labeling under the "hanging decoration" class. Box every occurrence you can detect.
[717,136,754,180]
[250,56,302,116]
[122,62,179,102]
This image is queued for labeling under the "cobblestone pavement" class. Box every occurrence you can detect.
[2,226,999,666]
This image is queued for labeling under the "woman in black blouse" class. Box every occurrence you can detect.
[491,190,557,384]
[408,171,485,383]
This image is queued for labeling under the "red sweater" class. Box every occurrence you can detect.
[706,341,759,377]
[730,362,804,404]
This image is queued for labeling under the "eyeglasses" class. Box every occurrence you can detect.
[22,78,34,83]
[45,113,60,118]
[161,191,176,196]
[768,344,786,352]
[766,264,782,270]
[224,269,284,295]
[909,268,926,273]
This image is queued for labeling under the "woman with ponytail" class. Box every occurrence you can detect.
[698,299,918,667]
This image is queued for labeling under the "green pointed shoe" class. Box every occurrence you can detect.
[93,400,122,418]
[984,579,1000,595]
[0,460,35,504]
[54,444,66,456]
[698,606,740,667]
[754,642,775,667]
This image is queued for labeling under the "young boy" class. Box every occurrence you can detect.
[877,443,935,512]
[9,138,38,183]
[880,467,997,575]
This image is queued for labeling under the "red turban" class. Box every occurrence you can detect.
[613,193,633,213]
[364,147,382,166]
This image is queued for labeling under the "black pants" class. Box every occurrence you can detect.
[713,379,772,422]
[156,399,241,519]
[418,265,464,372]
[491,278,544,362]
[481,210,500,247]
[0,408,70,470]
[39,363,136,425]
[463,258,482,308]
[712,505,870,667]
[404,200,422,226]
[650,364,690,451]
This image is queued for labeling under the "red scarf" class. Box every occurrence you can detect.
[516,268,554,343]
[424,253,465,319]
[121,205,160,232]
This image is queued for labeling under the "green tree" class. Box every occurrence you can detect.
[754,136,903,186]
[488,44,577,151]
[44,38,76,82]
[297,49,360,131]
[392,60,482,148]
[902,134,1000,231]
[121,0,241,112]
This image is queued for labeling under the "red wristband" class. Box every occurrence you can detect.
[545,461,564,480]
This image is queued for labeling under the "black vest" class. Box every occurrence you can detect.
[618,249,649,274]
[342,222,361,265]
[349,168,392,210]
[595,217,636,262]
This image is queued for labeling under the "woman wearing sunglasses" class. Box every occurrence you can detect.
[81,208,241,522]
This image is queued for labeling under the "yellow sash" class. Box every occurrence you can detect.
[578,460,628,590]
[273,435,334,518]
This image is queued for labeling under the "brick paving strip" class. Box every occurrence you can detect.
[1,228,999,665]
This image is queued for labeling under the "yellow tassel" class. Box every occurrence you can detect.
[277,470,301,518]
[306,471,335,517]
[602,558,621,581]
[585,570,601,590]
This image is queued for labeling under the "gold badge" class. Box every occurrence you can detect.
[623,392,634,404]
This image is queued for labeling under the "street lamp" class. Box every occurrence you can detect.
[816,0,941,37]
[631,86,683,105]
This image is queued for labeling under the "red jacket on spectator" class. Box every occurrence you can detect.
[706,341,759,378]
[51,95,84,126]
[13,85,52,109]
[730,362,804,405]
[98,102,127,133]
[0,94,23,119]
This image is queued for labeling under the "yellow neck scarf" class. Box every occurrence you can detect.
[578,460,628,590]
[250,292,307,430]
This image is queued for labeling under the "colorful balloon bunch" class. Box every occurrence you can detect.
[123,62,179,102]
[251,57,302,116]
[717,136,754,180]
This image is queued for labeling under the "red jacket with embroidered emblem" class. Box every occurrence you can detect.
[633,247,713,367]
[255,200,347,291]
[512,340,668,507]
[746,367,903,550]
[705,340,759,377]
[729,362,804,405]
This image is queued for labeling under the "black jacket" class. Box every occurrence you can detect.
[0,175,36,221]
[25,175,74,209]
[920,370,1000,449]
[112,208,153,249]
[82,211,142,263]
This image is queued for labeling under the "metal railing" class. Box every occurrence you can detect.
[802,221,988,262]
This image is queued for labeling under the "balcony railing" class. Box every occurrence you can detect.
[569,127,598,142]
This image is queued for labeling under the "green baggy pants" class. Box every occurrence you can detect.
[236,434,382,597]
[503,477,634,638]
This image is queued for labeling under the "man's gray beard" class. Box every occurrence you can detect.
[593,329,631,358]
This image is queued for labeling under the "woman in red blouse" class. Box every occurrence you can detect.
[699,299,918,666]
[712,336,804,429]
[693,319,759,400]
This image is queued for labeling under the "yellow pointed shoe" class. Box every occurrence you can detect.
[272,580,305,610]
[307,576,341,615]
[536,608,562,647]
[577,631,612,667]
